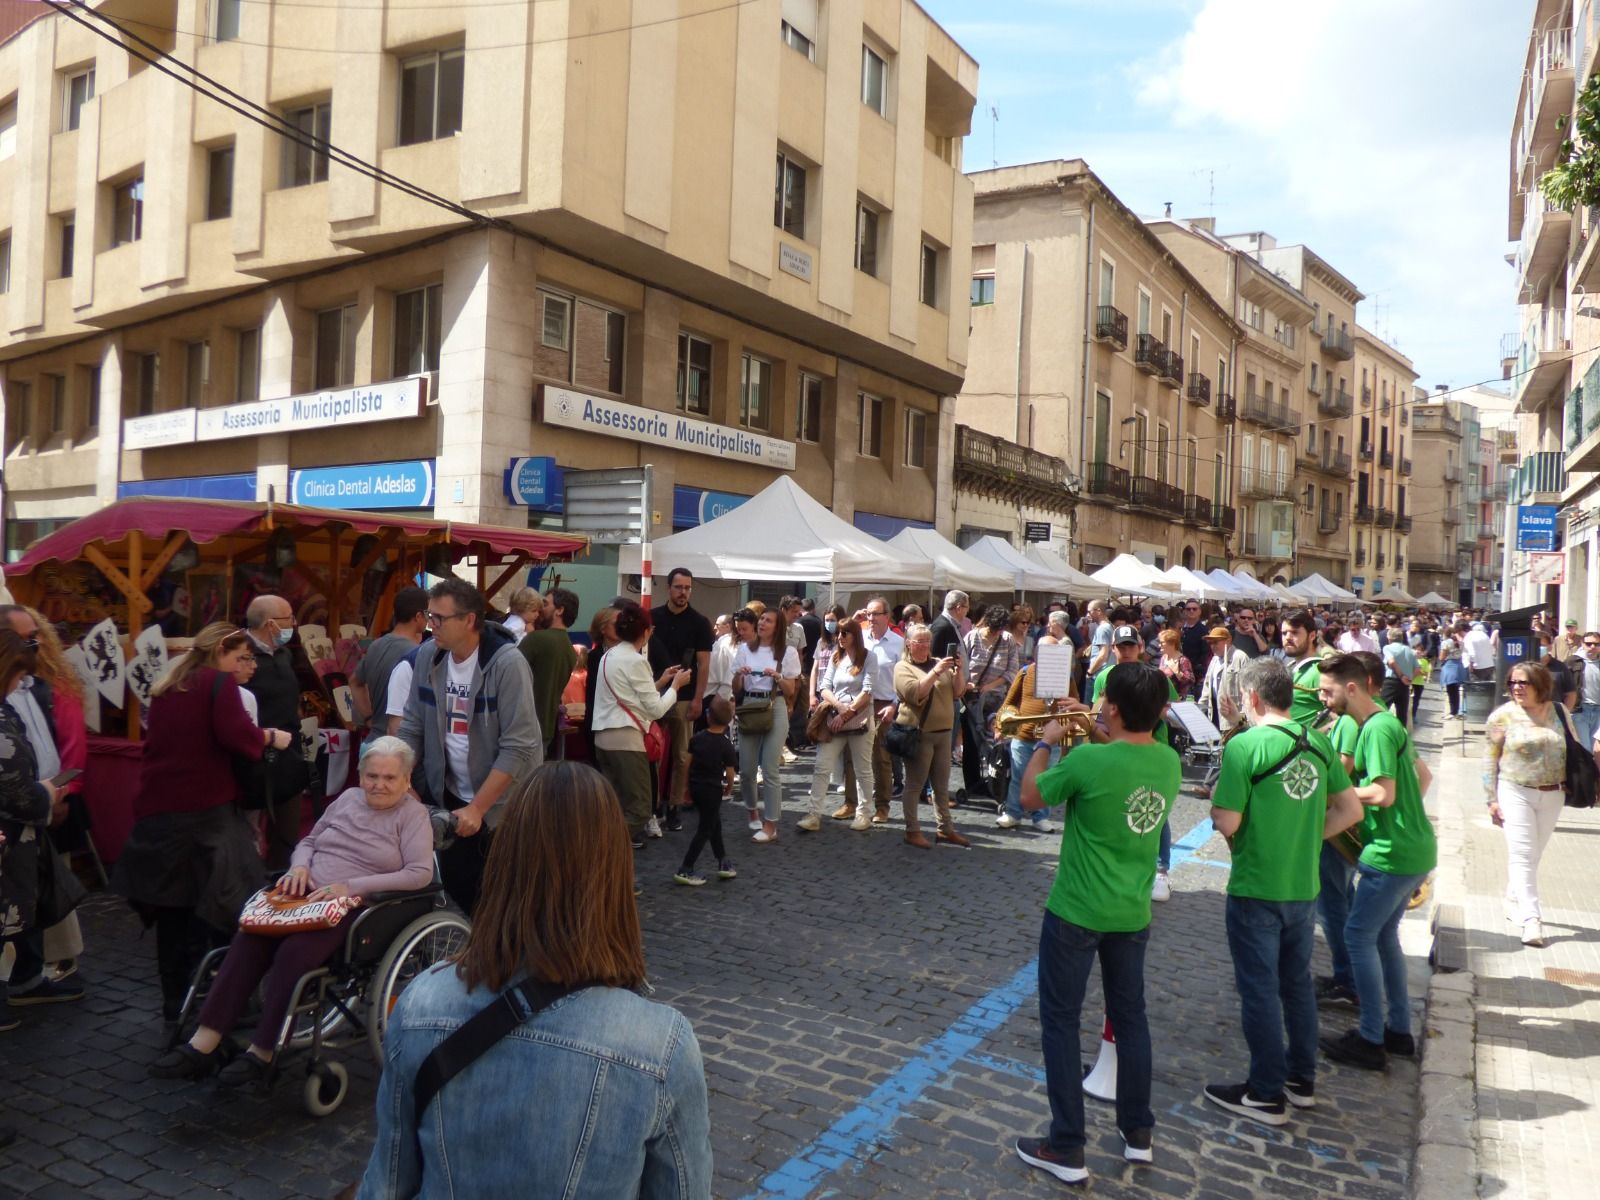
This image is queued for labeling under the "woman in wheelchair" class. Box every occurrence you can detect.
[150,737,433,1085]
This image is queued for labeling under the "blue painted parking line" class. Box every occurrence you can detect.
[966,1053,1048,1086]
[743,813,1223,1200]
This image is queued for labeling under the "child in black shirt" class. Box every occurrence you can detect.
[674,697,739,886]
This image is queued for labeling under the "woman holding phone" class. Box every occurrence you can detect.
[733,608,802,843]
[892,625,967,850]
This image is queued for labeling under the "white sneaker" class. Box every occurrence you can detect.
[1152,871,1172,903]
[995,813,1019,829]
[748,818,764,832]
[780,749,798,765]
[850,814,872,831]
[1031,818,1055,834]
[797,814,822,832]
[1522,918,1546,947]
[645,817,663,839]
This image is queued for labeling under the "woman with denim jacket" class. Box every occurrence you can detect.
[356,762,711,1199]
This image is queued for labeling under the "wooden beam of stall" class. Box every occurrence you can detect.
[82,544,154,615]
[138,532,189,591]
[345,529,402,588]
[127,529,143,739]
[328,527,344,633]
[484,553,530,600]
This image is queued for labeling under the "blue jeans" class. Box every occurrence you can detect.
[1157,820,1171,871]
[1573,706,1600,755]
[1345,862,1427,1043]
[1226,897,1318,1098]
[1037,911,1154,1151]
[1316,843,1356,987]
[1006,739,1059,823]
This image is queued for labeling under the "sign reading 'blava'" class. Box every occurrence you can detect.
[122,378,424,450]
[542,386,797,471]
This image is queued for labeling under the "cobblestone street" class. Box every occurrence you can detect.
[3,733,1439,1200]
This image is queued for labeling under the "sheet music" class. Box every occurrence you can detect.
[1033,644,1074,699]
[1167,700,1223,745]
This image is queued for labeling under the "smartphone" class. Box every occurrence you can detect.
[680,649,697,670]
[49,768,83,788]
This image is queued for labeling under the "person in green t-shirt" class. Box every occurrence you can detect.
[518,588,581,760]
[1012,664,1179,1185]
[1281,612,1326,728]
[1091,628,1181,902]
[1203,659,1363,1126]
[1316,653,1437,1072]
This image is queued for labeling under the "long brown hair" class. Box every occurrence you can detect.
[0,628,35,697]
[151,621,251,698]
[22,608,81,700]
[756,606,789,654]
[835,619,867,673]
[455,762,646,993]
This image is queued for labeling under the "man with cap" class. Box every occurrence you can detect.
[1552,618,1581,663]
[1199,625,1250,735]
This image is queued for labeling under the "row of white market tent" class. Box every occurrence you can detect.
[616,478,1426,608]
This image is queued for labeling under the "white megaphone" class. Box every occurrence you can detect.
[1081,1016,1117,1102]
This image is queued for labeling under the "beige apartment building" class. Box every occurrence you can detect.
[1151,217,1317,586]
[1349,328,1415,600]
[0,0,978,610]
[956,161,1240,574]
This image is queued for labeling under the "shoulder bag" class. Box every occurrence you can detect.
[885,675,936,760]
[1555,703,1598,809]
[238,885,359,936]
[733,655,778,734]
[602,657,668,764]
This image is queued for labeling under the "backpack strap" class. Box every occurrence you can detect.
[413,979,579,1134]
[1248,721,1328,787]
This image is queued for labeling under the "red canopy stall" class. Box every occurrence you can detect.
[4,498,587,860]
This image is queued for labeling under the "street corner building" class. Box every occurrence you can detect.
[0,0,979,600]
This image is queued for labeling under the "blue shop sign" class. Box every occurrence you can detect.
[853,510,935,539]
[118,472,257,502]
[505,457,563,511]
[673,486,750,528]
[290,460,435,510]
[1516,504,1558,551]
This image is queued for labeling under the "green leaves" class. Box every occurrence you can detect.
[1542,73,1600,210]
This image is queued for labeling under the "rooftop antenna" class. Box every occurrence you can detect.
[1164,201,1173,218]
[989,104,999,168]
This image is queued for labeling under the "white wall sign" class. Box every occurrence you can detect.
[123,407,198,450]
[543,386,797,470]
[779,243,814,282]
[120,378,424,450]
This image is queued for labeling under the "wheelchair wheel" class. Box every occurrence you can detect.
[365,911,471,1065]
[302,1061,349,1118]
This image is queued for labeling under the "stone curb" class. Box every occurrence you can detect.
[1412,731,1478,1200]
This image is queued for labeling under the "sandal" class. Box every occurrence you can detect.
[752,829,779,843]
[148,1044,226,1081]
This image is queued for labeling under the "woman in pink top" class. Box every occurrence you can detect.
[149,737,433,1085]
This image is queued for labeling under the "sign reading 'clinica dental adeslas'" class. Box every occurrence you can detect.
[542,386,797,470]
[122,377,424,450]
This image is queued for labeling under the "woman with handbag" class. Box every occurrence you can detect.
[891,625,967,850]
[592,602,689,852]
[148,737,433,1083]
[114,623,293,1025]
[801,621,876,834]
[1484,662,1576,947]
[734,608,802,843]
[1437,623,1469,718]
[353,762,710,1198]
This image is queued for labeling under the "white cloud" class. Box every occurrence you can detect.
[1132,0,1524,382]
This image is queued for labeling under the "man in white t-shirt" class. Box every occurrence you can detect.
[1462,622,1496,681]
[855,596,905,824]
[398,579,540,913]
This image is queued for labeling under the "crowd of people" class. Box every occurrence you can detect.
[1,559,1566,1191]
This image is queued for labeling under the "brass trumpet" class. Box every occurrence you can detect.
[993,709,1097,740]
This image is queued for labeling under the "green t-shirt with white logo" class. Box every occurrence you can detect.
[1351,709,1437,876]
[1288,658,1324,726]
[1212,720,1352,901]
[1330,713,1359,760]
[1036,740,1180,933]
[1090,670,1180,744]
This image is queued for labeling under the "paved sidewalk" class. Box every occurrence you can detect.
[1429,723,1600,1200]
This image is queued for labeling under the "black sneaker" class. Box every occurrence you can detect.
[716,859,738,879]
[1315,977,1359,1009]
[664,815,684,833]
[6,977,83,1006]
[1015,1137,1088,1185]
[1284,1076,1316,1109]
[1320,1028,1387,1071]
[1202,1081,1288,1126]
[217,1052,271,1089]
[1120,1127,1153,1163]
[148,1044,226,1081]
[631,837,646,851]
[1384,1029,1417,1058]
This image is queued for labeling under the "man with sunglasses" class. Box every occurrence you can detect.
[1179,599,1209,684]
[1567,631,1600,749]
[1230,608,1268,659]
[398,578,541,913]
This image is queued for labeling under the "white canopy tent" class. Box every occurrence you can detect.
[1273,582,1311,605]
[1230,569,1280,600]
[1200,568,1253,598]
[617,476,934,587]
[886,527,1015,594]
[1157,565,1234,601]
[1023,544,1121,601]
[964,536,1078,593]
[1091,554,1177,597]
[1415,590,1454,609]
[1376,584,1419,606]
[1293,572,1361,604]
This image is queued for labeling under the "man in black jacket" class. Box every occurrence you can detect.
[243,595,312,870]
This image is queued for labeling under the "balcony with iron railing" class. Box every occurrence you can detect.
[1516,187,1574,305]
[1509,449,1568,502]
[1324,448,1353,476]
[1238,470,1293,501]
[1359,441,1374,462]
[1182,494,1212,526]
[1376,507,1395,528]
[1511,316,1572,415]
[1441,509,1459,527]
[1513,26,1574,206]
[1135,334,1165,374]
[1086,461,1131,503]
[1477,522,1495,540]
[1395,552,1404,569]
[1319,388,1353,418]
[1212,504,1237,533]
[1159,350,1184,388]
[1354,548,1367,567]
[1214,392,1236,423]
[1186,372,1210,406]
[1441,463,1461,482]
[1396,513,1413,533]
[1095,305,1129,350]
[1399,457,1412,476]
[1321,326,1354,360]
[1130,476,1185,516]
[1375,550,1387,569]
[1360,384,1372,407]
[1565,357,1600,472]
[1307,374,1324,398]
[1355,501,1375,523]
[1240,390,1300,432]
[1400,406,1408,426]
[1380,448,1394,469]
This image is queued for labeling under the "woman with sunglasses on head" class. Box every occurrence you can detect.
[1484,662,1570,947]
[802,620,876,833]
[733,608,801,843]
[114,623,293,1026]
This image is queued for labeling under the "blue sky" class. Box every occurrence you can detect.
[932,0,1529,391]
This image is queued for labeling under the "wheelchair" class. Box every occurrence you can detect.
[169,881,470,1117]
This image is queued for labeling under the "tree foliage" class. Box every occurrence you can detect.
[1543,73,1600,210]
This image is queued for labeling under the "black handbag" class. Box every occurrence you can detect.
[35,837,87,928]
[885,690,935,760]
[1556,703,1598,809]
